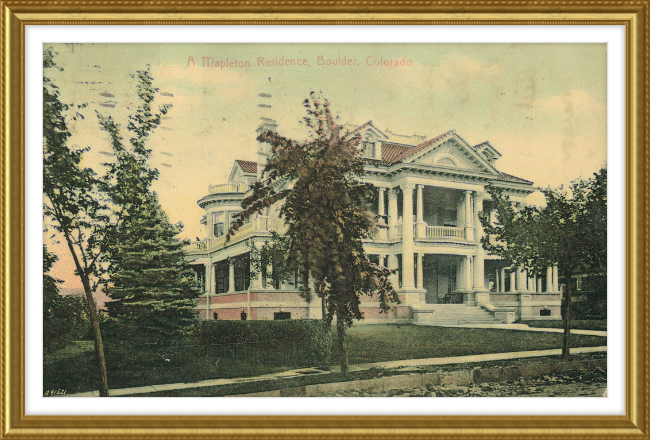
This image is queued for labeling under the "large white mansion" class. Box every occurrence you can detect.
[186,120,562,325]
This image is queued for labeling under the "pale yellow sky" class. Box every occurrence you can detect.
[45,43,607,287]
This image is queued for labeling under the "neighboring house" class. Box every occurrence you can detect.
[186,120,562,324]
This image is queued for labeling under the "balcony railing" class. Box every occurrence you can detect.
[208,182,249,195]
[386,224,465,241]
[186,216,285,254]
[425,225,464,240]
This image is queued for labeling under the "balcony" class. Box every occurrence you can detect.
[186,216,286,254]
[208,182,249,195]
[424,225,464,240]
[391,224,465,241]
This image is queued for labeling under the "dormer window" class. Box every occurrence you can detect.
[361,133,377,159]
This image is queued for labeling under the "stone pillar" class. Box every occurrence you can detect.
[472,192,485,290]
[415,184,425,238]
[250,242,264,290]
[228,258,236,293]
[510,270,517,293]
[464,191,475,241]
[388,188,398,239]
[546,267,554,292]
[378,187,386,222]
[207,262,215,319]
[417,253,424,290]
[495,269,500,293]
[528,274,536,293]
[537,276,543,293]
[401,184,416,290]
[517,267,528,293]
[553,265,559,293]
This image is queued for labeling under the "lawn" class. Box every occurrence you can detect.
[519,320,607,331]
[44,324,606,395]
[332,324,606,365]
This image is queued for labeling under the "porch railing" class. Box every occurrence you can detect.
[186,216,285,253]
[208,182,249,195]
[425,225,464,240]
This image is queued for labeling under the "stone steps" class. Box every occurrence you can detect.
[413,305,501,325]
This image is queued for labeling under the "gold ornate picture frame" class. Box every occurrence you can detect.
[2,1,647,438]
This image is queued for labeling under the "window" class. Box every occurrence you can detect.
[234,253,251,292]
[540,309,551,317]
[213,312,218,320]
[215,260,229,294]
[240,310,247,321]
[213,222,225,237]
[274,312,291,320]
[576,277,583,291]
[362,133,376,159]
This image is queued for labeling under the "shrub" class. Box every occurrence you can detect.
[192,319,331,366]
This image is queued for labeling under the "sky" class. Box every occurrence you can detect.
[44,43,607,287]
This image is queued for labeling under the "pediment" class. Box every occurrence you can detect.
[406,136,499,175]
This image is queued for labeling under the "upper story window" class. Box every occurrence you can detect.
[361,133,376,159]
[213,222,225,237]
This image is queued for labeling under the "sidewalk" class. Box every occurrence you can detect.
[65,344,607,397]
[431,323,607,337]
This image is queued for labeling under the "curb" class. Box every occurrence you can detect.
[230,358,606,397]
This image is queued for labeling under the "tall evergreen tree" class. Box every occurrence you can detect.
[98,67,198,342]
[102,196,198,341]
[231,93,398,374]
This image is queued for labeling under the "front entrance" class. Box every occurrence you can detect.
[423,255,459,304]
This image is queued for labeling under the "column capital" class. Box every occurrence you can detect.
[377,187,386,194]
[401,183,416,192]
[416,184,425,190]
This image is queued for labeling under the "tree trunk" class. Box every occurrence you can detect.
[63,234,109,397]
[562,269,573,360]
[336,311,348,375]
[81,276,110,396]
[321,296,327,327]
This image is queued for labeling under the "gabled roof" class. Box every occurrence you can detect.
[235,160,257,174]
[343,120,388,140]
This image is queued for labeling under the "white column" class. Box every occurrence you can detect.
[464,191,475,241]
[388,188,398,239]
[228,258,236,293]
[465,256,473,291]
[472,193,485,290]
[401,184,416,290]
[207,262,215,319]
[415,184,425,238]
[495,269,500,293]
[517,267,528,293]
[537,276,543,293]
[528,274,535,293]
[510,270,517,292]
[553,266,559,293]
[378,187,386,222]
[250,244,264,290]
[546,267,554,292]
[417,253,424,290]
[499,269,506,292]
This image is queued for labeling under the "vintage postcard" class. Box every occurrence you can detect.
[42,43,607,399]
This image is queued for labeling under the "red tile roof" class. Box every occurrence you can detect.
[497,172,533,184]
[381,143,414,165]
[235,160,257,174]
[382,130,456,165]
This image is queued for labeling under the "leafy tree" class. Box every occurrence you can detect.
[479,167,607,359]
[43,246,89,352]
[98,68,198,343]
[231,93,398,374]
[43,47,112,396]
